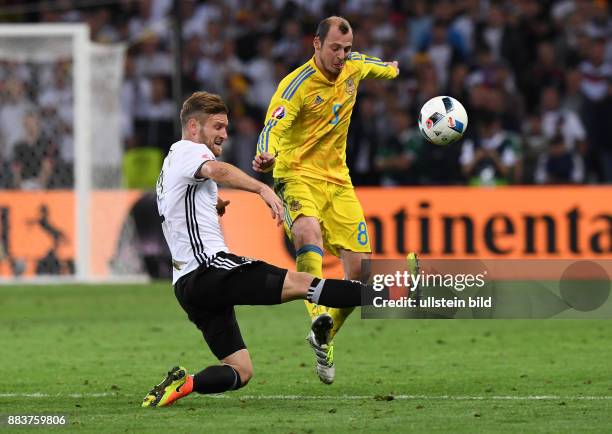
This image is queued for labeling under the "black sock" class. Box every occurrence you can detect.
[192,365,241,394]
[306,278,363,308]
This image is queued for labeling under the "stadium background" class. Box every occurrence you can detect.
[0,0,610,280]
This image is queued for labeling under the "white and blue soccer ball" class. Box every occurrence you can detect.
[418,96,468,145]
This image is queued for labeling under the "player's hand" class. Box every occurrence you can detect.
[259,186,284,226]
[216,198,230,217]
[252,152,276,173]
[385,60,399,75]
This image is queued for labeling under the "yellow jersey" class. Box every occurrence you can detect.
[256,52,398,186]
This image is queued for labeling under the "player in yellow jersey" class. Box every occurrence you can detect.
[253,16,412,384]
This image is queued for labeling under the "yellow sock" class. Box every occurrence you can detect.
[327,307,354,339]
[296,246,325,319]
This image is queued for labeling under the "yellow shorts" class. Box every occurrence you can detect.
[274,177,371,257]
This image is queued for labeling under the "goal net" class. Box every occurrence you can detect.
[0,24,150,282]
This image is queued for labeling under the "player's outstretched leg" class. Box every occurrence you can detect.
[282,272,365,307]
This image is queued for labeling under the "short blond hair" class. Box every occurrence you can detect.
[180,91,228,129]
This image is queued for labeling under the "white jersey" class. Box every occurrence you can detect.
[156,139,229,284]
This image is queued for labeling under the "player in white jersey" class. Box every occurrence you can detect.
[143,92,370,408]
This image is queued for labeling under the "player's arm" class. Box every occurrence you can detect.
[199,160,283,225]
[351,52,399,80]
[252,83,303,173]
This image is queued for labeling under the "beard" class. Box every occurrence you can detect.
[206,139,223,157]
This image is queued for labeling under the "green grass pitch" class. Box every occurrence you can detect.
[1,283,611,433]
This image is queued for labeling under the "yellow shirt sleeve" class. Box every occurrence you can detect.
[256,80,303,158]
[350,52,399,80]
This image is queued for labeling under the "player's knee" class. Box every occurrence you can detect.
[292,218,322,246]
[237,365,253,387]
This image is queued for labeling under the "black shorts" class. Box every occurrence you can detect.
[174,252,287,360]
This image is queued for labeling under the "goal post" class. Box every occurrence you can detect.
[73,25,92,282]
[0,24,146,283]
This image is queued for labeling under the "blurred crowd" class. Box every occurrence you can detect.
[0,0,611,188]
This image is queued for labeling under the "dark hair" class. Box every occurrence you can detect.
[315,16,351,44]
[180,91,228,129]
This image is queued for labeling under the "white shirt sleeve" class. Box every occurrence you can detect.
[176,143,216,182]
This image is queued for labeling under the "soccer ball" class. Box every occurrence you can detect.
[418,96,468,145]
